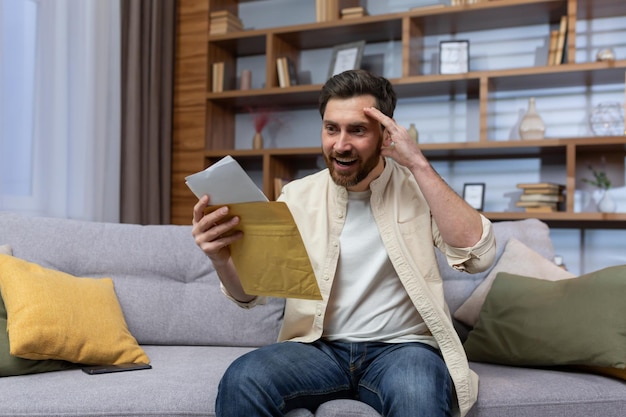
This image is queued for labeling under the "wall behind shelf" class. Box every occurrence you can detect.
[551,228,626,276]
[239,0,314,29]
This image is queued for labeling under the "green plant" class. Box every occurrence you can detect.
[582,164,611,190]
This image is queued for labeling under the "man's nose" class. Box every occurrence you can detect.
[334,131,352,152]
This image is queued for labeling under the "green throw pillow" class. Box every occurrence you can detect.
[464,265,626,379]
[1,294,76,377]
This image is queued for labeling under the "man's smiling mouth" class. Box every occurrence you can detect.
[334,157,357,167]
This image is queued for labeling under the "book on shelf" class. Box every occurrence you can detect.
[519,193,564,203]
[341,6,367,19]
[516,182,565,191]
[554,15,568,65]
[211,61,234,93]
[286,58,298,87]
[316,0,332,22]
[522,205,559,213]
[276,57,298,88]
[521,186,564,195]
[547,30,559,65]
[515,200,559,209]
[209,10,243,35]
[276,57,288,88]
[211,62,224,93]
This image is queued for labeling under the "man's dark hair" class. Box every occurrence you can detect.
[318,69,397,119]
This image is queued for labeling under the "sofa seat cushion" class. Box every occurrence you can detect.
[468,362,626,417]
[0,345,255,417]
[1,345,623,417]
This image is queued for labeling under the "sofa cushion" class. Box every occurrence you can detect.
[0,254,149,365]
[1,241,76,377]
[440,218,555,314]
[0,345,253,417]
[454,238,574,327]
[0,246,77,376]
[440,218,555,340]
[0,211,285,347]
[464,266,626,379]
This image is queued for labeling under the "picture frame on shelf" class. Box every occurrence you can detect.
[439,40,469,75]
[328,41,366,79]
[463,183,485,211]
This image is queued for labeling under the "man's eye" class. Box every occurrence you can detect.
[325,125,338,134]
[352,127,366,136]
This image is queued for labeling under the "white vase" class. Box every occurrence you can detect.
[597,189,616,213]
[519,97,545,140]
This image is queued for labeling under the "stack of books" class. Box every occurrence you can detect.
[209,10,243,35]
[515,182,565,213]
[341,7,368,19]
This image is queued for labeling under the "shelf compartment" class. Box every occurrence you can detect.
[408,0,567,36]
[487,61,626,92]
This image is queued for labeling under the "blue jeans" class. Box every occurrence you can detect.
[215,340,452,417]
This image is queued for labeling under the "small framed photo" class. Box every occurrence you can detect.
[439,40,469,75]
[328,41,366,79]
[463,183,485,211]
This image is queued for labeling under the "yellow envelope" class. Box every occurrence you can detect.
[206,202,321,300]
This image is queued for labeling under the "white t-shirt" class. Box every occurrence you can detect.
[323,190,437,347]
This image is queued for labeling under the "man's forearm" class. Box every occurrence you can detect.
[410,161,483,248]
[215,258,256,303]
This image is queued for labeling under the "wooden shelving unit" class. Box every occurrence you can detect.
[172,0,626,228]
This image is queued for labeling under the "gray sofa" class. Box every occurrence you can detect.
[0,211,624,417]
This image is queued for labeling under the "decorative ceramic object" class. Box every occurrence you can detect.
[589,102,624,136]
[252,132,264,149]
[519,97,545,140]
[596,48,615,62]
[408,123,419,143]
[250,108,274,150]
[240,69,252,90]
[597,189,617,213]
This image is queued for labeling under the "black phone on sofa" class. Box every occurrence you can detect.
[81,363,152,375]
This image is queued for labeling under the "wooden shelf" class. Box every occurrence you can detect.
[487,212,626,229]
[204,136,626,159]
[171,0,626,226]
[206,60,626,110]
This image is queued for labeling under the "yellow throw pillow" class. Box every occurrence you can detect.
[0,254,149,365]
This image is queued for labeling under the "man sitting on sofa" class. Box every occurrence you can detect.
[192,69,496,417]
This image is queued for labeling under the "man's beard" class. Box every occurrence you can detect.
[324,145,381,188]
